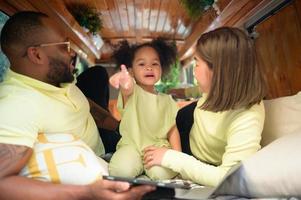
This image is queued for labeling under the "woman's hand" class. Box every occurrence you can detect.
[143,146,168,169]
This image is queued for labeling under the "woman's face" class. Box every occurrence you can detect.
[194,54,213,93]
[131,46,162,90]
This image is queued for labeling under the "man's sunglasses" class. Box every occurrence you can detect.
[23,40,71,57]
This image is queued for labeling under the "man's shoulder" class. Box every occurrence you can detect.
[0,80,46,113]
[0,79,42,99]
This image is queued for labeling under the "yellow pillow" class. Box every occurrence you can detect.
[19,133,108,185]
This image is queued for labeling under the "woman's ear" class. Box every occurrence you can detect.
[26,47,46,65]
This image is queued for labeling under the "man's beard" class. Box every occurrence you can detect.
[47,56,75,86]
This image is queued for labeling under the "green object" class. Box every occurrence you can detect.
[180,0,215,19]
[68,3,102,35]
[155,59,181,93]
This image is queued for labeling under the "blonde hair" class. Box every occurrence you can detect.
[197,27,266,112]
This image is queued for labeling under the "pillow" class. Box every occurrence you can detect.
[261,91,301,146]
[20,133,108,185]
[213,132,301,198]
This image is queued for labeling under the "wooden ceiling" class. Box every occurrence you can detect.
[63,0,203,63]
[0,0,272,65]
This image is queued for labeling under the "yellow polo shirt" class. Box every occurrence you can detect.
[0,69,104,156]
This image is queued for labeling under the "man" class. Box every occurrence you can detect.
[0,11,154,199]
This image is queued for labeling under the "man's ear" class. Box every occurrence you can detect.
[26,47,46,64]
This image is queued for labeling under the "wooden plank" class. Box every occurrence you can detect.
[133,0,144,42]
[141,0,151,38]
[256,20,291,98]
[156,0,170,34]
[93,0,118,37]
[223,0,265,27]
[217,0,233,11]
[148,0,161,34]
[162,0,180,38]
[173,0,191,40]
[125,0,136,38]
[280,2,301,96]
[255,1,301,98]
[0,0,17,15]
[295,0,301,21]
[4,0,36,11]
[116,0,131,37]
[106,0,123,33]
[233,0,272,27]
[177,11,193,39]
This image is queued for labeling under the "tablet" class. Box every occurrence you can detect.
[103,175,191,190]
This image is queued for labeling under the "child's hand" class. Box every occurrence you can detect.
[109,65,133,90]
[143,146,168,169]
[119,65,133,90]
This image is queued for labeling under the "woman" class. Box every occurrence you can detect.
[143,27,266,186]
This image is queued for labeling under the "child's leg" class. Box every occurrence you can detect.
[145,166,178,180]
[108,145,143,178]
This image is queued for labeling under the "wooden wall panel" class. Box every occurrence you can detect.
[0,0,17,15]
[255,0,301,99]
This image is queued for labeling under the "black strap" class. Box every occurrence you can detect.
[176,101,198,156]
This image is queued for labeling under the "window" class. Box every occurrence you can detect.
[0,11,10,82]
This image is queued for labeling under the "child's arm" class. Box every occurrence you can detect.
[167,125,182,151]
[109,65,134,106]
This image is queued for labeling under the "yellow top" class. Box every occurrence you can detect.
[162,96,265,186]
[0,69,104,156]
[117,85,178,150]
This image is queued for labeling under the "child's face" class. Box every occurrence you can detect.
[131,46,162,89]
[194,54,212,93]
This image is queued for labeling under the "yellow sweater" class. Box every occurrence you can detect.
[162,96,265,186]
[117,85,178,150]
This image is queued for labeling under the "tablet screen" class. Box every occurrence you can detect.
[103,175,191,190]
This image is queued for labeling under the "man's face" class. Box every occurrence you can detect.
[40,18,76,86]
[47,54,76,85]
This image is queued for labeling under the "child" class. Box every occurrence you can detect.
[143,27,266,186]
[109,39,180,180]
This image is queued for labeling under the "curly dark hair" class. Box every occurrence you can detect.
[112,38,177,76]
